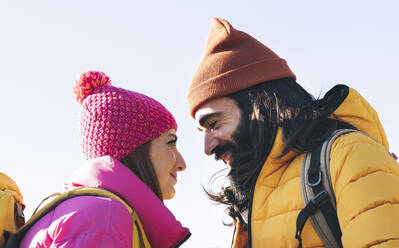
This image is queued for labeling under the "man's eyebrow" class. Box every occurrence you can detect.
[198,112,222,127]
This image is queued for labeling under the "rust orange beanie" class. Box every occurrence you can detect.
[188,18,296,117]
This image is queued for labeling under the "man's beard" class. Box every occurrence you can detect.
[213,121,254,210]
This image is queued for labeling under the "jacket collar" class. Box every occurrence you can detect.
[333,86,388,148]
[64,156,190,247]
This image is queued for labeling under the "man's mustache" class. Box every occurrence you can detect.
[213,142,237,161]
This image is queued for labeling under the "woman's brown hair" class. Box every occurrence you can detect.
[119,142,163,200]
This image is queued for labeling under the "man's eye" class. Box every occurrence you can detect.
[209,120,218,129]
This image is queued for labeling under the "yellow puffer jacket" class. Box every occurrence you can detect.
[232,87,399,247]
[0,173,24,246]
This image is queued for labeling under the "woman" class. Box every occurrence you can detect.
[20,71,191,247]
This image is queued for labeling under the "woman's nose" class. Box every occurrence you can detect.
[176,150,186,171]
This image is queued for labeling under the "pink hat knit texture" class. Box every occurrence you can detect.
[74,71,177,160]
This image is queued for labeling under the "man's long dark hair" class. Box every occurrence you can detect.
[207,78,355,222]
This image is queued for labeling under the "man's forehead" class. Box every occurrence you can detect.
[194,97,236,121]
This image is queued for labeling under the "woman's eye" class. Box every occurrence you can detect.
[167,139,177,145]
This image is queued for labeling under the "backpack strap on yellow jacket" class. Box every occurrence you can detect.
[5,187,150,248]
[296,129,357,248]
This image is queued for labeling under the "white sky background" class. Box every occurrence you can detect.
[1,1,398,247]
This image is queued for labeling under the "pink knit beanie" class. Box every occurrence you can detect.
[74,71,177,160]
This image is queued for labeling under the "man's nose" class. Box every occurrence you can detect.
[204,131,219,155]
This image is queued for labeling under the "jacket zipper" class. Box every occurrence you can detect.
[247,127,278,248]
[247,181,256,248]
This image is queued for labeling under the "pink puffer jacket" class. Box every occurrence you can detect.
[20,156,190,248]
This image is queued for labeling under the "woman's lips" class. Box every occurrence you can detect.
[170,173,177,182]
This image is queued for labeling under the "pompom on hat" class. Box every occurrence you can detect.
[74,71,177,160]
[188,18,296,117]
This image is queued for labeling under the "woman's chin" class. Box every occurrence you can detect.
[162,188,176,200]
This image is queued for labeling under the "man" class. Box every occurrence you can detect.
[187,18,399,247]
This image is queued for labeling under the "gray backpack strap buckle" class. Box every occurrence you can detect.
[297,129,357,248]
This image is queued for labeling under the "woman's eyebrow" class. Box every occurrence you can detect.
[168,134,177,140]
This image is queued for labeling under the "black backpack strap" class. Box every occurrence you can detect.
[296,129,357,247]
[296,144,343,248]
